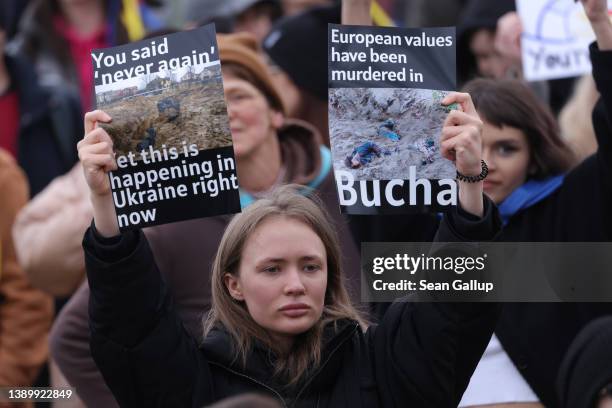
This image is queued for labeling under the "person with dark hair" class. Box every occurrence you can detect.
[263,4,340,143]
[0,4,81,196]
[456,0,517,84]
[557,316,612,408]
[463,78,576,207]
[358,1,612,405]
[455,1,612,405]
[10,0,161,113]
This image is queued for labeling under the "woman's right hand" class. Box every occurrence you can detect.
[78,110,116,197]
[77,110,120,237]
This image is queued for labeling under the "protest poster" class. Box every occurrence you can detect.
[328,24,457,215]
[92,24,241,231]
[517,0,612,81]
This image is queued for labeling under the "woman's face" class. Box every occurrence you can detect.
[223,73,283,160]
[481,120,531,204]
[225,216,328,344]
[470,29,511,79]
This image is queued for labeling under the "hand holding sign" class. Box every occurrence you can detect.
[78,109,120,237]
[79,110,116,197]
[440,93,483,177]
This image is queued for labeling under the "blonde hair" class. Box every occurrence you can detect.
[203,185,366,386]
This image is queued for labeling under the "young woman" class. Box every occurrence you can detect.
[77,81,501,405]
[456,1,612,406]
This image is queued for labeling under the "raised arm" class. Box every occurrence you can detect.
[77,110,120,237]
[369,196,501,407]
[582,0,612,50]
[581,0,612,188]
[79,111,213,406]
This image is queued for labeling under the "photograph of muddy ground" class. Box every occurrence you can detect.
[329,88,456,181]
[98,65,231,158]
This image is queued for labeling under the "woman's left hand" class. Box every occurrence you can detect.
[441,92,485,217]
[441,92,483,176]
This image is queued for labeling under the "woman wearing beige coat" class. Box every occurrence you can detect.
[13,164,91,298]
[0,148,53,404]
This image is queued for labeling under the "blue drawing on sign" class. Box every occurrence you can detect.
[523,0,577,45]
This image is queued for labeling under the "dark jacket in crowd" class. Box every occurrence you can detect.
[492,42,612,408]
[85,198,501,407]
[356,43,612,408]
[4,52,81,195]
[50,120,362,407]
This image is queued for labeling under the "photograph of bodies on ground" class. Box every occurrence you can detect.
[95,62,231,158]
[329,87,455,180]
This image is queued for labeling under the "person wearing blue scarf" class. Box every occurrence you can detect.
[459,4,612,405]
[48,32,363,408]
[362,5,612,405]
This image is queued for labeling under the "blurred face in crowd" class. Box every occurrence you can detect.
[223,72,283,160]
[470,29,511,79]
[268,63,302,117]
[224,216,327,347]
[481,120,531,204]
[235,4,276,43]
[282,0,332,16]
[58,0,102,9]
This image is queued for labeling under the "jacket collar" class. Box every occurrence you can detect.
[201,319,358,395]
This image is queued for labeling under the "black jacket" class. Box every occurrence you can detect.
[85,200,501,407]
[492,42,612,407]
[4,52,81,195]
[353,43,612,408]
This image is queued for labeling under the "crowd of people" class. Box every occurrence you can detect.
[1,0,612,407]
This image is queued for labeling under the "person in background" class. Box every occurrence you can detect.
[0,148,53,405]
[185,0,283,42]
[344,141,389,169]
[456,0,517,84]
[483,7,577,115]
[457,1,612,405]
[557,316,612,408]
[0,4,81,197]
[11,0,161,113]
[263,4,339,143]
